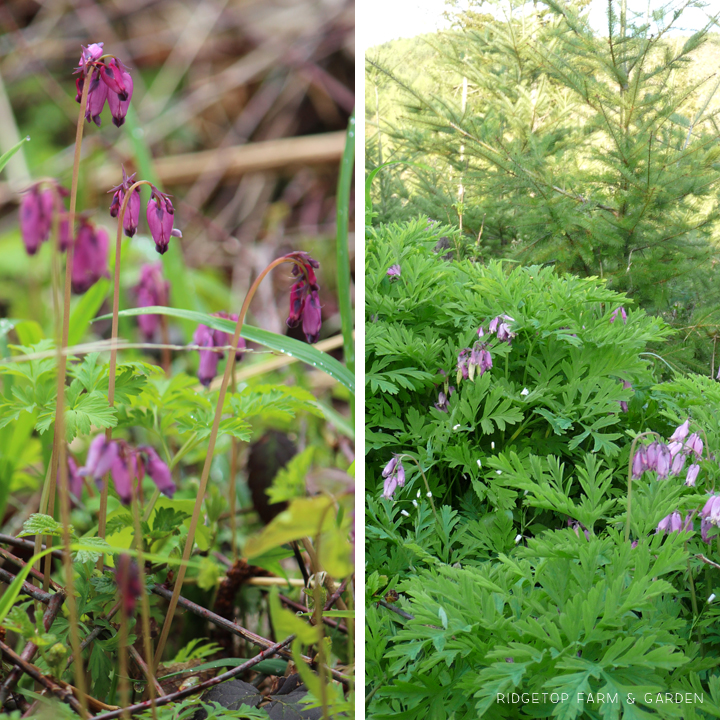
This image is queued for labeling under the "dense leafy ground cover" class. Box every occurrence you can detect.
[0,3,355,718]
[365,218,720,719]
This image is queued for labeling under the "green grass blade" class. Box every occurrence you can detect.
[0,136,30,175]
[96,306,355,394]
[336,111,355,375]
[68,278,110,346]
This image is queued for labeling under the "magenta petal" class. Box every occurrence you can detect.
[20,188,43,255]
[72,222,110,294]
[123,190,140,237]
[110,455,133,505]
[302,289,322,343]
[108,71,133,127]
[99,59,129,100]
[81,435,118,480]
[141,446,176,498]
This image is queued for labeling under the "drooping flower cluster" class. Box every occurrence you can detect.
[656,510,692,535]
[434,386,455,412]
[135,263,170,340]
[387,264,401,278]
[74,43,133,127]
[19,180,72,255]
[146,188,182,254]
[108,166,141,238]
[631,419,701,484]
[487,314,516,344]
[701,494,720,543]
[79,435,175,505]
[610,306,627,324]
[192,312,247,387]
[286,252,322,343]
[71,219,110,294]
[382,455,405,500]
[107,169,182,254]
[456,314,517,385]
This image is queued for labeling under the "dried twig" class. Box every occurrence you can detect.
[0,640,84,715]
[91,636,295,720]
[0,591,66,705]
[0,567,55,604]
[151,582,350,685]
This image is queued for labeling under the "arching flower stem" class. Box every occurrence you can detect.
[625,431,662,543]
[154,255,312,668]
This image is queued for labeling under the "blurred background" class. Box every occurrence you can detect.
[0,0,354,350]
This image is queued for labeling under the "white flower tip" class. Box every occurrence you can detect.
[400,510,410,517]
[491,442,495,449]
[412,500,418,507]
[416,490,421,498]
[709,593,716,603]
[426,491,432,497]
[476,459,482,468]
[453,424,461,430]
[520,388,529,396]
[514,534,522,544]
[496,470,502,475]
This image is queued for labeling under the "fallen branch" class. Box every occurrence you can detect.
[0,591,66,705]
[91,635,295,720]
[0,639,84,715]
[151,583,350,685]
[0,567,55,604]
[94,132,347,188]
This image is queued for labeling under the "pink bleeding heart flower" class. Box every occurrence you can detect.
[138,446,175,498]
[146,189,181,254]
[79,436,118,482]
[285,252,322,344]
[19,186,45,255]
[610,307,627,324]
[71,220,110,294]
[84,73,108,126]
[670,451,686,476]
[115,554,141,618]
[685,464,700,487]
[193,323,220,387]
[77,43,104,74]
[701,493,720,526]
[213,312,246,361]
[107,69,133,127]
[669,419,690,443]
[99,58,130,101]
[387,264,401,278]
[685,433,703,459]
[108,166,140,237]
[655,444,672,479]
[631,445,647,479]
[135,263,169,340]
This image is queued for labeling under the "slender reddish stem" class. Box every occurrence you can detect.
[53,69,94,719]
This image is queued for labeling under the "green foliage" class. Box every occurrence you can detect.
[368,2,720,373]
[366,219,720,718]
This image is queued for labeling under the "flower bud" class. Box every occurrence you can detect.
[139,446,175,498]
[71,220,110,294]
[115,554,141,618]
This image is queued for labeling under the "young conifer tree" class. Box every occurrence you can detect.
[371,0,720,370]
